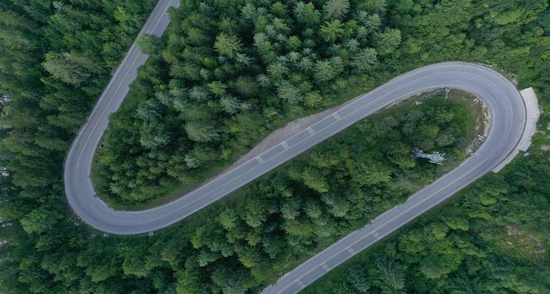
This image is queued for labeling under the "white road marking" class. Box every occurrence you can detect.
[260,73,531,291]
[347,247,356,254]
[281,141,289,149]
[321,263,330,271]
[332,112,341,120]
[255,156,264,163]
[297,280,305,289]
[307,127,314,134]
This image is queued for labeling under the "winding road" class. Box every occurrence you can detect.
[63,1,535,293]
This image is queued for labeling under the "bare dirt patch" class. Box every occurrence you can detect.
[227,103,347,170]
[505,225,546,261]
[151,98,354,209]
[230,88,489,171]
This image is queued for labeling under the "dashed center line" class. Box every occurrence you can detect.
[281,141,289,149]
[255,156,264,163]
[307,127,315,134]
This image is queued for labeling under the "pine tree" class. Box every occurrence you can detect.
[319,20,344,42]
[353,48,378,73]
[214,33,242,58]
[185,121,219,143]
[42,52,100,85]
[323,0,350,20]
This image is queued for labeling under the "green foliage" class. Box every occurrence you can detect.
[375,257,406,293]
[346,265,371,292]
[353,47,378,73]
[95,0,417,206]
[185,121,219,143]
[308,153,550,294]
[320,19,345,42]
[136,34,163,55]
[323,0,350,20]
[42,52,101,85]
[0,0,549,293]
[214,33,243,58]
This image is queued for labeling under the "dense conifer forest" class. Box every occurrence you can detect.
[0,0,548,293]
[307,153,550,293]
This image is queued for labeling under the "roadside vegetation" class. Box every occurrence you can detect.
[92,0,409,206]
[304,148,550,294]
[0,0,548,293]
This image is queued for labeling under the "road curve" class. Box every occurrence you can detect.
[63,4,526,244]
[261,66,526,293]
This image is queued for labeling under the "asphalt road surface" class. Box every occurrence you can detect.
[65,59,527,235]
[63,2,528,292]
[261,63,526,293]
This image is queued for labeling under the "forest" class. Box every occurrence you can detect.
[93,0,410,206]
[0,0,548,293]
[306,149,550,294]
